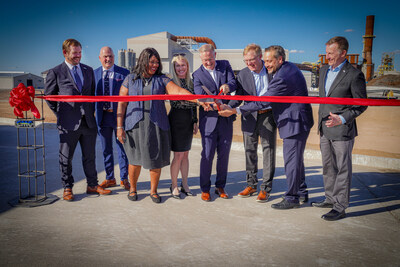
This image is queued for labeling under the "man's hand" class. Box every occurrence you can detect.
[218,104,237,117]
[219,84,230,95]
[325,112,343,127]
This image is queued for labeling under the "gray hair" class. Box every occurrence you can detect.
[265,45,286,62]
[199,44,215,54]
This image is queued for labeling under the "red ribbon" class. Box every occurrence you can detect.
[9,83,41,118]
[39,94,400,106]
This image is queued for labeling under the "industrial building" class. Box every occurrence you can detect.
[0,71,44,90]
[122,31,289,75]
[118,49,136,71]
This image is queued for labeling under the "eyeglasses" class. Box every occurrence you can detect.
[243,57,258,64]
[173,53,186,57]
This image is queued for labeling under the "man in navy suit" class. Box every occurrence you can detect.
[193,44,237,202]
[220,45,314,209]
[228,44,277,203]
[94,47,130,191]
[312,37,367,221]
[45,39,111,201]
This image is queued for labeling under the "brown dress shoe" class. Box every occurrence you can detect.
[238,186,257,198]
[99,179,117,188]
[87,185,112,195]
[121,179,130,191]
[63,188,74,201]
[256,190,270,202]
[201,191,211,202]
[215,188,229,199]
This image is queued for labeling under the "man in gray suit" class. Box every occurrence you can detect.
[228,44,277,202]
[312,36,367,220]
[45,39,111,201]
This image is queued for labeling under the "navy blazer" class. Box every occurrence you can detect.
[229,65,270,135]
[45,62,96,131]
[239,61,314,139]
[193,60,237,134]
[318,61,367,140]
[94,65,130,128]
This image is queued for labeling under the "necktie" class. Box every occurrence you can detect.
[72,66,83,91]
[103,71,111,110]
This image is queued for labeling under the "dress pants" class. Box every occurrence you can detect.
[99,111,128,181]
[59,116,98,189]
[283,130,310,203]
[320,134,354,212]
[243,111,277,192]
[199,117,233,192]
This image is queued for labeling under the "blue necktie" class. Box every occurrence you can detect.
[103,71,111,110]
[73,66,82,92]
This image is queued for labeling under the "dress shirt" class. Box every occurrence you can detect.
[205,64,218,86]
[102,65,115,95]
[325,59,347,124]
[252,65,271,110]
[65,60,84,86]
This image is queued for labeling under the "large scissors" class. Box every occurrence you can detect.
[201,85,223,111]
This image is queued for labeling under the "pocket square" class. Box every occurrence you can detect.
[116,78,123,82]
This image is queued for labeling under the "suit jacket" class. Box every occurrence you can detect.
[239,61,314,139]
[318,61,367,141]
[229,65,269,135]
[45,62,96,131]
[94,65,130,128]
[193,60,237,134]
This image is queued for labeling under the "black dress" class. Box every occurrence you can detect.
[168,79,198,152]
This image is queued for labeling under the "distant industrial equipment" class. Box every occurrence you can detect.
[117,49,135,71]
[377,51,400,76]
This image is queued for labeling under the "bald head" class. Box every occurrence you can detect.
[99,46,114,69]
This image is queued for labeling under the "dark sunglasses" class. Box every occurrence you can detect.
[173,53,186,57]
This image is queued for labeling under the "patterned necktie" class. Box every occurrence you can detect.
[72,66,83,92]
[103,71,111,110]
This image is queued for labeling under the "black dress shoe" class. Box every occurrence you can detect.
[311,200,333,208]
[271,199,300,209]
[300,195,309,203]
[180,184,194,196]
[322,209,346,221]
[170,185,181,199]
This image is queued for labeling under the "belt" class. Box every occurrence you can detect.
[104,109,113,113]
[258,108,272,114]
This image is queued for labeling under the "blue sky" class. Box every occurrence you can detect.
[1,0,399,76]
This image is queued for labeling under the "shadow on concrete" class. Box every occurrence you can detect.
[0,124,107,213]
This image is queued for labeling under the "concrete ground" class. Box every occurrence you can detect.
[0,121,399,266]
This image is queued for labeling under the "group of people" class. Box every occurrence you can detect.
[45,36,367,221]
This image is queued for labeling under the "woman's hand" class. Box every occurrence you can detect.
[117,128,126,144]
[193,123,199,135]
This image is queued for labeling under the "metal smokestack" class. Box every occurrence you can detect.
[362,15,375,81]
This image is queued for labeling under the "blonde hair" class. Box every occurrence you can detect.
[171,55,193,89]
[243,43,262,56]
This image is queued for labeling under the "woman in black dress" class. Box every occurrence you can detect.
[116,48,196,203]
[168,54,198,199]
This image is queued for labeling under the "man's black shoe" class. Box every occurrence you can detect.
[321,209,346,221]
[311,200,333,208]
[300,194,309,203]
[271,199,300,209]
